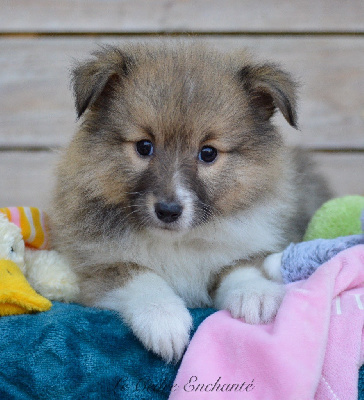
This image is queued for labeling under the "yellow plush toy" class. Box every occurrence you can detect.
[0,207,79,316]
[0,260,51,316]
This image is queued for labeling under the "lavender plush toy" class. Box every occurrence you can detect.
[264,197,364,284]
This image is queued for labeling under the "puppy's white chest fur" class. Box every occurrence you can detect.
[96,202,287,308]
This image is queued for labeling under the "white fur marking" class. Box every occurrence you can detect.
[95,272,192,362]
[214,267,286,324]
[81,199,290,308]
[263,252,284,282]
[175,184,195,229]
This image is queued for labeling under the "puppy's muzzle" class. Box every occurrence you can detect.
[154,201,183,223]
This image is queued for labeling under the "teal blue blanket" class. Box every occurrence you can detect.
[0,303,214,400]
[0,303,363,399]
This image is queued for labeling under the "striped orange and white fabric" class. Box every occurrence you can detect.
[0,207,50,250]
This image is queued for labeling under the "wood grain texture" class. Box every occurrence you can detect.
[1,0,364,32]
[1,37,364,149]
[312,152,364,197]
[0,151,56,208]
[1,151,363,209]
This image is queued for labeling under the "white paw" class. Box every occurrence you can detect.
[215,268,285,324]
[263,252,283,282]
[95,272,192,363]
[130,299,192,363]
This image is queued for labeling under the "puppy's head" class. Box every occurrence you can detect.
[69,44,297,234]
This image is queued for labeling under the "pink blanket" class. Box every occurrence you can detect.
[170,245,364,400]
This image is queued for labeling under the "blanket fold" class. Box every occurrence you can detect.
[0,303,214,400]
[170,245,364,400]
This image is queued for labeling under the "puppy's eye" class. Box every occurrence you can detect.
[199,146,218,163]
[136,140,154,157]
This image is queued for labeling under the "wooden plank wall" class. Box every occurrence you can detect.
[1,0,364,209]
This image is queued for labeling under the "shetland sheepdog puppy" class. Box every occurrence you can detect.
[51,43,331,362]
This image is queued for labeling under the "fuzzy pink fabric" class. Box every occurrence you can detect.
[169,245,364,400]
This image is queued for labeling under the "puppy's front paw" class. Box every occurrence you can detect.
[97,272,193,363]
[214,268,285,324]
[228,279,285,324]
[263,252,283,282]
[132,299,192,363]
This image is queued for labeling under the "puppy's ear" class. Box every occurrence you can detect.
[71,46,130,118]
[240,63,298,128]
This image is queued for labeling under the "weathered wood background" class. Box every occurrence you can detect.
[1,0,363,208]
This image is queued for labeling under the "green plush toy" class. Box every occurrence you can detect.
[304,195,364,241]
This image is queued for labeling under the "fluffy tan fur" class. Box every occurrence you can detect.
[50,43,331,362]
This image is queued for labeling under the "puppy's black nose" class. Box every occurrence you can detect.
[154,202,183,223]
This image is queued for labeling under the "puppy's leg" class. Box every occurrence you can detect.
[85,267,192,363]
[263,252,284,282]
[213,259,285,324]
